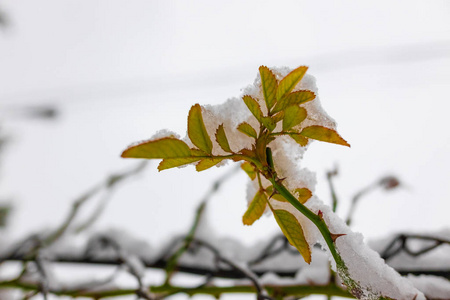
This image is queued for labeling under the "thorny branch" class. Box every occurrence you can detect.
[0,162,147,299]
[0,166,448,299]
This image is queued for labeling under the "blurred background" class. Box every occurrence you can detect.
[0,0,449,273]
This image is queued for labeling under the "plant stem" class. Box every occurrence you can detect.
[269,178,344,268]
[0,280,354,299]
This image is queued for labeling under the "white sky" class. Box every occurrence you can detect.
[1,0,450,284]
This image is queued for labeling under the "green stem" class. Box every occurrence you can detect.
[0,280,354,299]
[269,178,344,268]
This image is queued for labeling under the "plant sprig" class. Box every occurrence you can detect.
[121,65,350,266]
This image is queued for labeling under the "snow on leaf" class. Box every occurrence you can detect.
[300,125,350,147]
[196,157,225,171]
[241,161,256,180]
[158,157,202,171]
[282,106,307,131]
[272,209,311,264]
[276,66,308,101]
[188,104,213,154]
[272,90,315,114]
[294,188,312,204]
[237,122,257,139]
[121,138,191,159]
[215,124,232,153]
[242,190,267,225]
[259,66,278,111]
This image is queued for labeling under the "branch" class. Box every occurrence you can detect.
[0,280,353,299]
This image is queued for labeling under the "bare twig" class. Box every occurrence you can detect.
[346,175,401,226]
[326,166,340,213]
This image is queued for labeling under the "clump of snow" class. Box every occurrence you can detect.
[259,248,330,286]
[368,229,450,272]
[407,275,450,299]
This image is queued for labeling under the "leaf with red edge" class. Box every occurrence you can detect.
[283,106,307,131]
[295,188,312,204]
[196,157,225,171]
[215,124,232,153]
[188,104,213,154]
[272,90,315,113]
[300,126,350,147]
[242,190,267,225]
[276,66,308,101]
[122,138,191,159]
[259,66,278,111]
[272,209,311,263]
[237,122,257,139]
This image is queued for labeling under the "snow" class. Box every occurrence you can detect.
[407,275,450,299]
[143,66,432,298]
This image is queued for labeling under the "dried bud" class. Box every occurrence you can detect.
[379,176,400,191]
[318,210,324,220]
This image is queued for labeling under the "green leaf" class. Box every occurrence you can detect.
[272,209,311,263]
[242,190,267,225]
[295,188,312,204]
[261,117,276,131]
[158,157,202,171]
[300,126,350,147]
[121,138,191,159]
[272,111,284,124]
[196,157,225,171]
[190,148,209,156]
[242,95,276,131]
[237,122,257,138]
[242,95,263,121]
[282,106,307,131]
[241,161,256,180]
[272,90,315,113]
[188,104,213,154]
[288,133,309,147]
[259,66,278,111]
[215,124,232,153]
[276,66,308,101]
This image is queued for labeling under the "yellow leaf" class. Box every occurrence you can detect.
[196,157,225,171]
[188,104,213,154]
[288,133,309,147]
[158,157,202,171]
[259,66,278,111]
[272,111,284,123]
[261,116,276,131]
[121,138,191,159]
[242,190,267,225]
[272,209,311,263]
[190,148,208,156]
[276,66,308,101]
[295,188,312,204]
[215,124,232,153]
[300,126,350,147]
[241,161,256,180]
[272,90,315,113]
[282,106,307,131]
[242,95,263,121]
[237,122,257,138]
